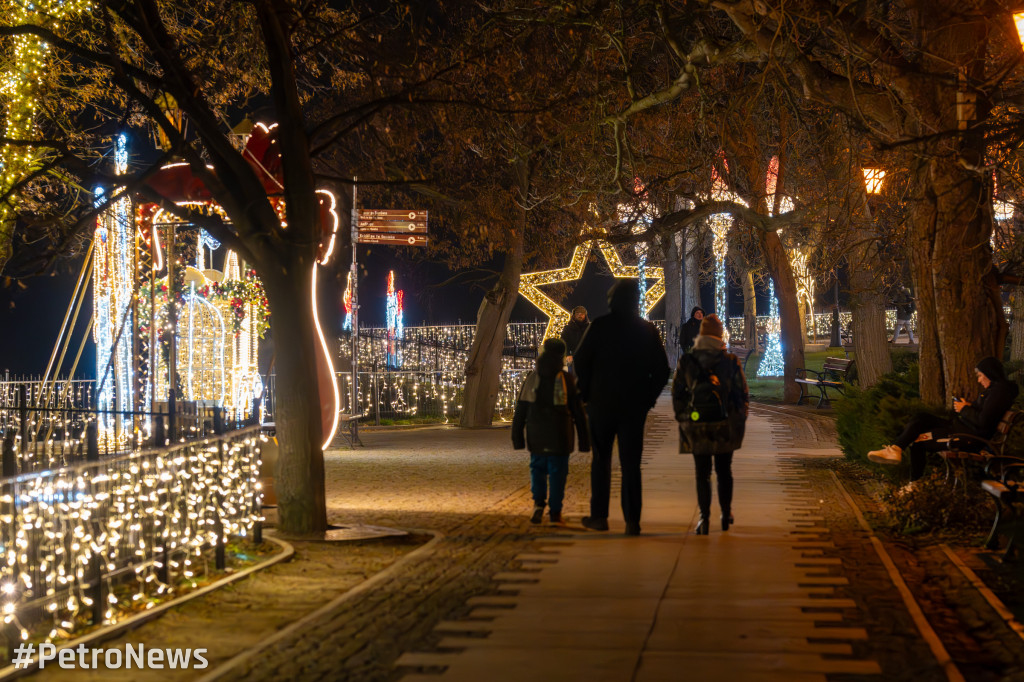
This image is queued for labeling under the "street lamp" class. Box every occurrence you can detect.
[862,168,886,194]
[1014,12,1024,49]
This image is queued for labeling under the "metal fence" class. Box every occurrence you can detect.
[0,425,262,643]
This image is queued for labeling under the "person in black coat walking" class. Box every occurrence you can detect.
[868,356,1019,480]
[560,306,590,359]
[573,281,671,535]
[512,338,590,524]
[672,314,749,535]
[678,306,705,355]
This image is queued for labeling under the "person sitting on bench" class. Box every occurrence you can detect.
[867,357,1018,480]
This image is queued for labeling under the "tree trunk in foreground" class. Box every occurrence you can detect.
[742,270,757,350]
[908,155,1005,404]
[1011,289,1024,365]
[262,262,327,536]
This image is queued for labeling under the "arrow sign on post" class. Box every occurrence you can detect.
[357,232,428,247]
[356,209,428,246]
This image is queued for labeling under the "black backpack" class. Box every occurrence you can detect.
[685,358,730,423]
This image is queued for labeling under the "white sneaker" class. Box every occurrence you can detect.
[867,444,903,465]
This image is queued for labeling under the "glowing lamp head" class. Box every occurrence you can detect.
[1014,11,1024,50]
[862,168,886,194]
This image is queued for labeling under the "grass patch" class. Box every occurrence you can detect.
[742,349,838,403]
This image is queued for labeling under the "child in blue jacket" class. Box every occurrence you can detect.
[512,338,590,524]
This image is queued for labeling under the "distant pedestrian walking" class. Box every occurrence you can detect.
[891,286,915,344]
[678,306,705,355]
[512,338,590,525]
[573,281,671,535]
[560,306,590,372]
[672,314,749,535]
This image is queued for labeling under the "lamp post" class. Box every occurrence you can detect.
[829,167,886,348]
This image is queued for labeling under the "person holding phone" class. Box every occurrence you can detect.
[868,357,1018,480]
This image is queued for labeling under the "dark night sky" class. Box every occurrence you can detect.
[0,240,774,378]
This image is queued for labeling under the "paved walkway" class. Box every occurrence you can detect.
[397,401,882,681]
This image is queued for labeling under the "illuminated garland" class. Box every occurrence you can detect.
[518,228,665,340]
[0,428,262,643]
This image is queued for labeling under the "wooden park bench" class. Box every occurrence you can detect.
[980,457,1024,561]
[937,410,1024,487]
[794,357,854,408]
[728,346,755,373]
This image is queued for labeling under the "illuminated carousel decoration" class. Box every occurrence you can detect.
[92,134,135,441]
[518,228,666,341]
[102,122,341,447]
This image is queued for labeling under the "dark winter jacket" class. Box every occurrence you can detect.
[560,318,590,355]
[678,307,705,354]
[894,288,914,320]
[672,335,750,455]
[573,287,671,416]
[511,351,590,455]
[954,357,1019,439]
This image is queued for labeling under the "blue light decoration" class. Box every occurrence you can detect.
[93,133,135,438]
[757,278,784,376]
[385,271,404,368]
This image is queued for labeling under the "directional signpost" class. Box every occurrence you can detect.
[347,199,430,445]
[356,209,428,245]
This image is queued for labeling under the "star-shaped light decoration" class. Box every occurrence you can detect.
[519,229,665,340]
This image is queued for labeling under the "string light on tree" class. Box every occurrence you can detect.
[757,279,785,376]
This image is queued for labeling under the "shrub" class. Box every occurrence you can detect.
[835,360,945,475]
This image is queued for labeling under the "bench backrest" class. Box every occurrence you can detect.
[823,357,853,373]
[728,346,752,359]
[992,410,1023,448]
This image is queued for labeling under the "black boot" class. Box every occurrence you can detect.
[722,514,734,531]
[694,516,709,535]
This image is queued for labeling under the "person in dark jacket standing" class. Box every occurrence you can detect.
[678,306,705,355]
[672,314,749,535]
[573,281,670,536]
[512,338,590,524]
[891,286,915,344]
[868,356,1019,480]
[560,306,590,361]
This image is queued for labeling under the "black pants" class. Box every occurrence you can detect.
[587,407,647,525]
[893,413,963,480]
[693,452,733,518]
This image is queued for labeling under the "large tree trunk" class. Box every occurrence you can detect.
[262,262,328,536]
[907,157,1005,404]
[848,183,892,387]
[743,270,757,350]
[761,230,805,403]
[1011,289,1024,364]
[663,233,682,364]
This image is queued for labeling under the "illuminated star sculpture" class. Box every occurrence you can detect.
[519,229,666,340]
